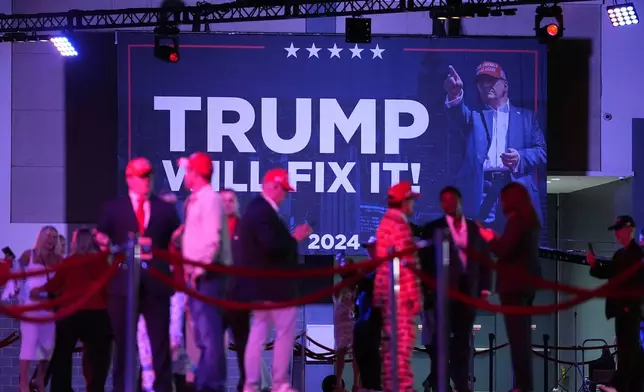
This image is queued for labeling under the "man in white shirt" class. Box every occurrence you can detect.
[443,61,546,232]
[179,152,231,392]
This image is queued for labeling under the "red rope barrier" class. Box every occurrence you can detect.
[1,255,122,323]
[0,251,112,280]
[412,260,644,315]
[147,266,368,311]
[151,245,415,278]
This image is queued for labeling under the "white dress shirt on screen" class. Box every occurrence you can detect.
[445,91,519,173]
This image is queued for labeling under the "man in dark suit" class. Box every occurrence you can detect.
[444,61,547,232]
[231,168,311,392]
[96,157,181,392]
[413,186,491,392]
[586,215,644,392]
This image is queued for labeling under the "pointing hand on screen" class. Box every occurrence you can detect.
[444,65,463,100]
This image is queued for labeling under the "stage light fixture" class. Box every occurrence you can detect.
[50,36,78,57]
[345,17,371,44]
[154,26,180,63]
[607,3,638,27]
[534,5,564,43]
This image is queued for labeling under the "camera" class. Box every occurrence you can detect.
[603,113,613,121]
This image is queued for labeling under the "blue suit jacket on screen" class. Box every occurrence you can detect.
[447,101,547,221]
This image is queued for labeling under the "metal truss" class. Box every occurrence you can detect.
[0,0,592,34]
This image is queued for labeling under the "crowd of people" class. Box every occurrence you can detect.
[0,150,641,392]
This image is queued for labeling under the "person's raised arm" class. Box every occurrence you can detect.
[587,250,614,280]
[444,65,473,133]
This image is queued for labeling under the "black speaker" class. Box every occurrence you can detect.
[345,18,371,44]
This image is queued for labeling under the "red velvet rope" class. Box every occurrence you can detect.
[412,259,644,315]
[153,246,399,278]
[0,251,112,280]
[147,266,370,311]
[0,255,123,323]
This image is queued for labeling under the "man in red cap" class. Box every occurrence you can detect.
[373,180,421,392]
[443,61,546,233]
[96,157,181,392]
[231,168,310,392]
[178,151,231,392]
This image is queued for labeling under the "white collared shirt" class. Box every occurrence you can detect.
[445,92,517,172]
[484,99,511,171]
[182,186,232,278]
[129,191,150,229]
[446,214,467,267]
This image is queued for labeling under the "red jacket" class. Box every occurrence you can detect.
[42,254,110,310]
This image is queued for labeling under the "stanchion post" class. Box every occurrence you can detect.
[488,333,495,392]
[300,327,306,390]
[124,233,141,392]
[388,250,400,392]
[434,229,450,392]
[543,334,550,391]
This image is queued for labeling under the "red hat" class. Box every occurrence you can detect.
[476,61,507,80]
[263,168,294,192]
[387,181,420,204]
[125,157,153,177]
[178,152,213,178]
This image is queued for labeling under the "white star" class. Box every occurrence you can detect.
[328,43,343,59]
[370,44,385,59]
[285,43,299,58]
[349,44,363,59]
[306,43,321,58]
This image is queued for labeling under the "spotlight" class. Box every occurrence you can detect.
[534,5,564,43]
[345,17,371,44]
[50,36,78,57]
[607,3,639,27]
[154,26,180,63]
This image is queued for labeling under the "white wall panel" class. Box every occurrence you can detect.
[11,53,65,111]
[600,0,644,174]
[11,110,65,167]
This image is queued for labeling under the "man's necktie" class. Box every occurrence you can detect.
[136,198,146,234]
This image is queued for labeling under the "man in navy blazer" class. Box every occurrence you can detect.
[413,186,491,392]
[96,157,181,392]
[231,168,311,392]
[444,61,546,231]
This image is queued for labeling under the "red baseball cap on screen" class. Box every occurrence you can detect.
[178,152,213,178]
[476,61,507,80]
[387,181,420,204]
[125,157,153,177]
[263,168,294,192]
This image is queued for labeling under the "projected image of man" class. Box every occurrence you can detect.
[444,61,546,231]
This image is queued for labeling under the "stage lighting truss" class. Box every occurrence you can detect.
[0,0,596,34]
[607,3,638,26]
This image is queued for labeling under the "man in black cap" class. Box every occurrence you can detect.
[586,215,644,392]
[352,236,382,392]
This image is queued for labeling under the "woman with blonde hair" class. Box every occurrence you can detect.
[2,226,61,392]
